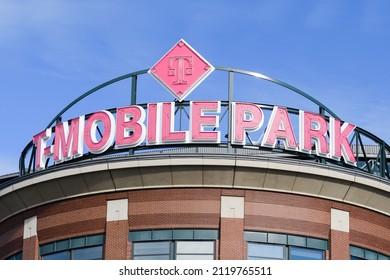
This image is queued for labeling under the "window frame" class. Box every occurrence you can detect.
[245,231,327,260]
[39,234,105,260]
[132,240,216,260]
[247,242,287,260]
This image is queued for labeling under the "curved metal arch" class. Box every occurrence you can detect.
[214,66,340,119]
[46,69,149,128]
[46,66,339,129]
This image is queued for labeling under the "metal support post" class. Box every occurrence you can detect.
[227,71,234,153]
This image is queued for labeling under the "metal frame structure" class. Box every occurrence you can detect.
[18,67,390,180]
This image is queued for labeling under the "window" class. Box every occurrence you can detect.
[41,246,104,260]
[72,246,103,260]
[40,234,105,260]
[350,245,389,260]
[133,241,215,260]
[133,242,171,260]
[130,229,218,260]
[245,231,326,260]
[176,241,214,260]
[5,252,22,260]
[129,229,218,242]
[41,251,69,260]
[247,243,324,260]
[248,243,286,260]
[289,247,324,260]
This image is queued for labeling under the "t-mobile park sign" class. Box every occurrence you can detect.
[32,39,357,170]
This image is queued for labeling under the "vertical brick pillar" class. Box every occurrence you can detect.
[22,216,39,260]
[330,208,350,260]
[104,199,129,260]
[219,196,245,260]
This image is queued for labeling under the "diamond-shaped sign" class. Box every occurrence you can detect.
[148,39,215,102]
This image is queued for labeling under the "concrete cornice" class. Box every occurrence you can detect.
[0,153,389,223]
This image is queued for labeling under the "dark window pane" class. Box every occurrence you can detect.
[268,233,287,245]
[350,246,364,259]
[173,229,193,240]
[42,251,69,260]
[288,235,306,247]
[6,252,23,260]
[365,250,378,260]
[70,236,86,249]
[129,231,152,242]
[72,246,103,260]
[40,243,54,255]
[153,230,173,240]
[290,247,323,260]
[86,234,105,246]
[55,240,69,251]
[244,231,267,242]
[194,229,218,240]
[307,238,327,250]
[378,254,389,260]
[14,252,23,260]
[133,242,170,256]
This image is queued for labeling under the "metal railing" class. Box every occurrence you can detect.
[18,67,390,180]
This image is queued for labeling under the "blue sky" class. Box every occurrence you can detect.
[0,0,389,175]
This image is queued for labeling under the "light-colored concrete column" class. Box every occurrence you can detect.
[330,208,350,260]
[22,216,39,260]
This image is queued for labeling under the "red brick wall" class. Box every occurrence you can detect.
[127,188,221,230]
[349,209,390,256]
[245,191,330,239]
[244,190,390,257]
[330,230,350,259]
[37,195,107,244]
[0,188,388,260]
[0,214,25,259]
[219,218,244,260]
[105,220,129,260]
[22,236,39,260]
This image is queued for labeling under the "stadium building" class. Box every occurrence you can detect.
[0,40,389,260]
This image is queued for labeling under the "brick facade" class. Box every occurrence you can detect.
[105,220,129,260]
[0,188,389,260]
[330,230,350,260]
[22,236,39,260]
[220,218,245,260]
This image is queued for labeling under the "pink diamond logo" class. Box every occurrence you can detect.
[148,39,215,102]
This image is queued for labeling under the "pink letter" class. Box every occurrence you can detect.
[146,103,161,145]
[115,106,146,149]
[232,102,263,145]
[329,117,357,165]
[190,101,220,143]
[161,102,188,143]
[53,116,84,163]
[84,110,115,154]
[32,128,52,170]
[262,106,297,150]
[299,111,329,156]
